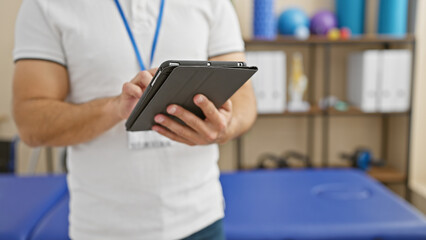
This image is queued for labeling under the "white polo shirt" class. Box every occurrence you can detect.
[14,0,244,239]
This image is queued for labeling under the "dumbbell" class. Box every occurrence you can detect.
[257,151,312,169]
[340,148,384,171]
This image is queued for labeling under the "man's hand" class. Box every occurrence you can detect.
[152,94,233,146]
[150,52,257,146]
[115,69,157,120]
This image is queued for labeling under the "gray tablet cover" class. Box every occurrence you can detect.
[126,65,257,131]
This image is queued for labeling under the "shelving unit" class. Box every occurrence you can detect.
[237,35,415,190]
[257,105,410,117]
[369,166,406,184]
[245,35,415,45]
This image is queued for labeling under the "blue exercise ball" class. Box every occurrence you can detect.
[278,8,310,35]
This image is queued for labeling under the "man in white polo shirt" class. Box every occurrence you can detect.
[12,0,256,239]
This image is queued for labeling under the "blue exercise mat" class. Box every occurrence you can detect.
[0,175,67,240]
[220,169,426,240]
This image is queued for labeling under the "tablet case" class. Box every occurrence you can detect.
[126,62,257,131]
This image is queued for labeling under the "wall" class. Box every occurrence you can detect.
[0,0,21,138]
[409,0,426,207]
[0,0,62,175]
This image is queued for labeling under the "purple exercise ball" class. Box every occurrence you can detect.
[310,10,338,35]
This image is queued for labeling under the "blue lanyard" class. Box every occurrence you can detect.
[114,0,165,71]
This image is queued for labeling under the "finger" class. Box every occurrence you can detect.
[152,125,195,146]
[220,99,233,113]
[193,94,227,131]
[122,82,143,99]
[166,104,217,142]
[154,114,208,144]
[131,71,152,89]
[147,68,158,76]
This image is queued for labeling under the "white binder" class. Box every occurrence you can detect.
[381,50,412,112]
[246,51,286,114]
[347,50,412,113]
[271,52,286,113]
[347,50,380,113]
[379,51,395,112]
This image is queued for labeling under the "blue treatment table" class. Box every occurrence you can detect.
[30,193,70,240]
[2,169,426,240]
[220,169,426,240]
[0,175,67,240]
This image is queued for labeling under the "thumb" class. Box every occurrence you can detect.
[148,68,158,76]
[131,71,153,90]
[122,82,143,99]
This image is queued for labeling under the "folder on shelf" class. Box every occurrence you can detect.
[246,51,286,114]
[269,51,286,113]
[347,50,380,113]
[379,51,395,112]
[246,52,264,112]
[347,49,412,113]
[380,50,412,112]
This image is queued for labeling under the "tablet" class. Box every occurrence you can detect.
[125,60,258,131]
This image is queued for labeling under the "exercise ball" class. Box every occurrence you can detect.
[295,26,310,40]
[278,8,309,35]
[310,10,337,35]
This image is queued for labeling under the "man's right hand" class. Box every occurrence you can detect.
[115,69,157,120]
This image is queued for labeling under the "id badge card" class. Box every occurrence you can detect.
[127,131,173,150]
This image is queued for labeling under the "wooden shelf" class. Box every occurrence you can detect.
[259,105,321,117]
[327,106,410,116]
[325,166,406,184]
[245,34,415,46]
[368,166,406,184]
[258,105,409,118]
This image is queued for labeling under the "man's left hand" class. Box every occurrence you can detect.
[152,94,233,146]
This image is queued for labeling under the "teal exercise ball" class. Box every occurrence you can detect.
[278,8,310,35]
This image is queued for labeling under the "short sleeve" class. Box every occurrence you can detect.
[207,0,245,58]
[13,0,66,66]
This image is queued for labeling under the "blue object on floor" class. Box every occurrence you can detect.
[0,175,67,240]
[220,169,426,240]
